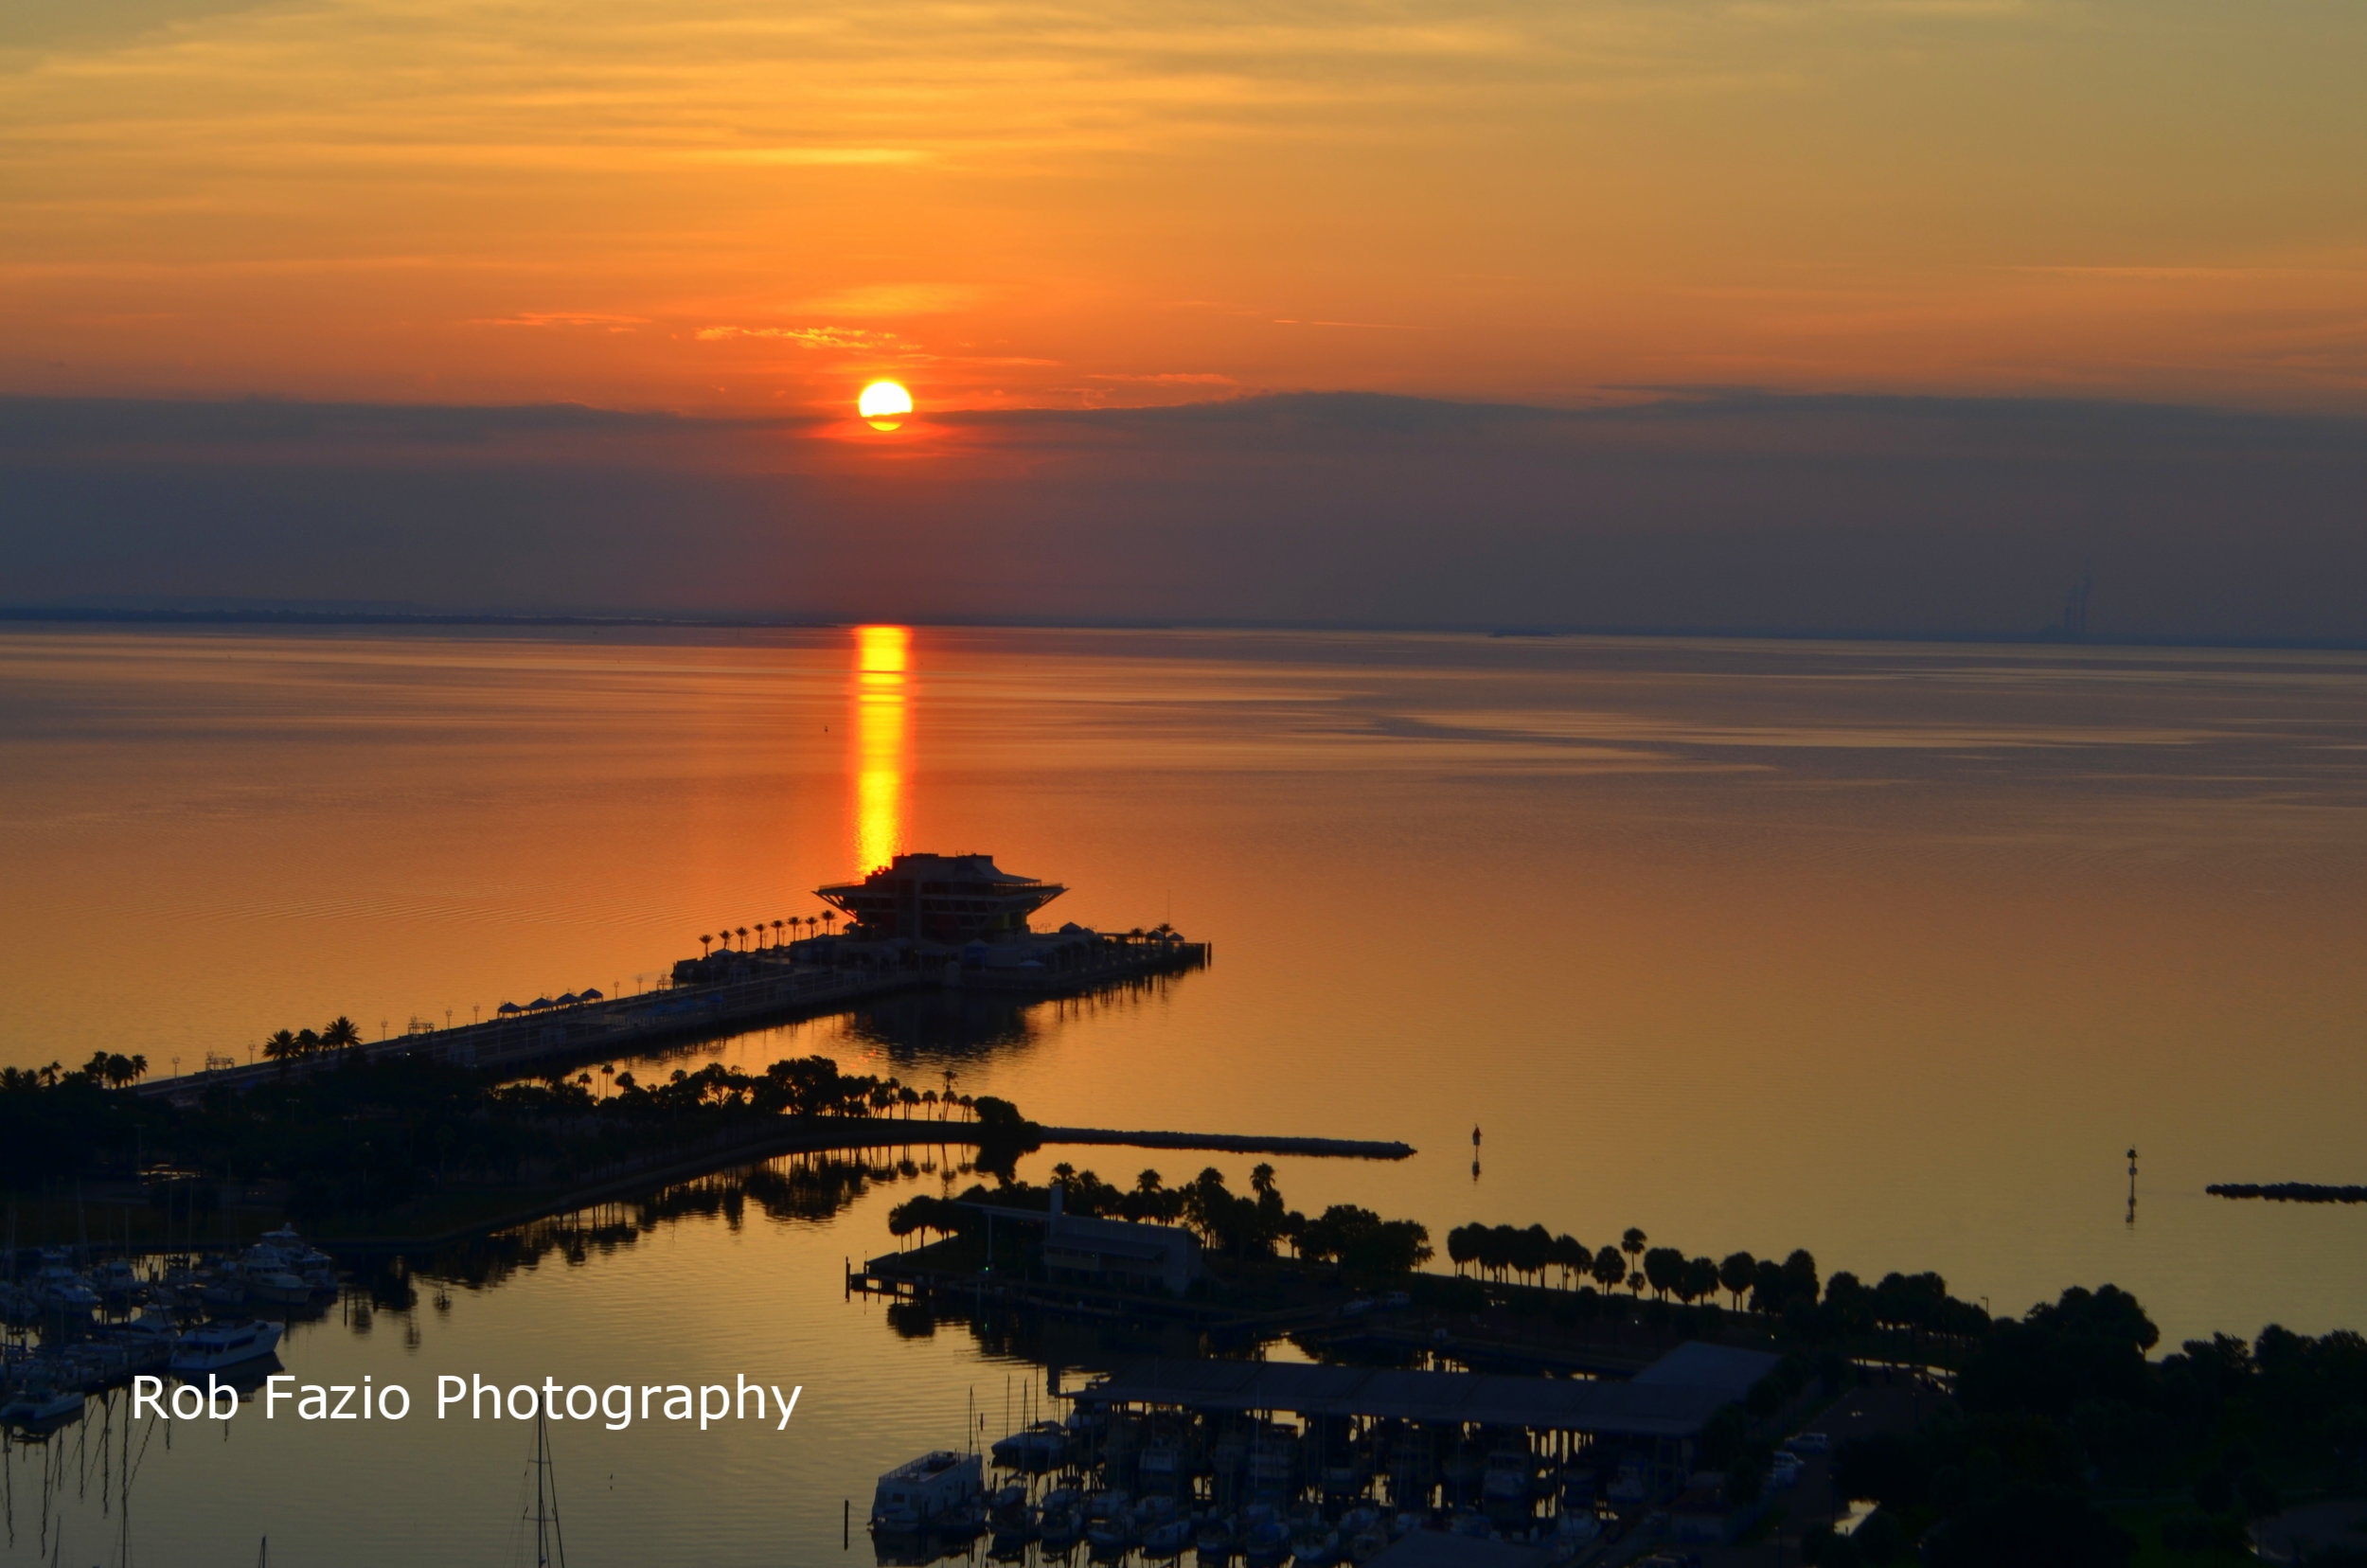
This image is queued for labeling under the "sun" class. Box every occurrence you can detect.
[858,381,914,431]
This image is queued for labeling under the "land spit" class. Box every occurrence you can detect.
[314,1117,1408,1251]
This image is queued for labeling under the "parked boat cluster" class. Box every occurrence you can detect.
[875,1404,1621,1565]
[0,1224,335,1434]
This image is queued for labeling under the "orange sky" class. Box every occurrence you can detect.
[4,0,2365,417]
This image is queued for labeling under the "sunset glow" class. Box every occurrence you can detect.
[5,2,2362,418]
[850,624,909,875]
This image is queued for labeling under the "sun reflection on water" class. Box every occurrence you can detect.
[851,624,909,874]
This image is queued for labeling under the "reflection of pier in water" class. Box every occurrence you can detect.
[726,969,1192,1072]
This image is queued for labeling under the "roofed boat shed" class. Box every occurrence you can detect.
[1069,1342,1779,1502]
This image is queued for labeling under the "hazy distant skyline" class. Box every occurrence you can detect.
[9,387,2367,640]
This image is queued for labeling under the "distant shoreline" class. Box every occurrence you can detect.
[5,605,2366,654]
[2208,1182,2367,1203]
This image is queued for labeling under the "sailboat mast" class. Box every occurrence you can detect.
[532,1409,567,1568]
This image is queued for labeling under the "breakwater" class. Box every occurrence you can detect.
[1033,1128,1414,1160]
[2208,1181,2367,1203]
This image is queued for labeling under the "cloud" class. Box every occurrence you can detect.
[792,284,986,318]
[689,147,928,167]
[695,325,904,348]
[471,312,649,331]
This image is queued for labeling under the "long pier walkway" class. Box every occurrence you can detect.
[140,940,1209,1103]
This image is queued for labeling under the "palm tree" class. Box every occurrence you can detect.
[736,925,749,949]
[321,1016,363,1051]
[699,934,713,956]
[263,1029,299,1062]
[822,910,836,936]
[772,919,786,947]
[1621,1226,1647,1292]
[1719,1251,1757,1310]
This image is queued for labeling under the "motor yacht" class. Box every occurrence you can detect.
[869,1450,984,1534]
[169,1319,284,1374]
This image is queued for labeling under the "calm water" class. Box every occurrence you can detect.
[3,623,2365,1564]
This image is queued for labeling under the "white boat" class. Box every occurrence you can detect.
[869,1450,983,1532]
[990,1418,1069,1470]
[239,1236,316,1303]
[197,1265,247,1308]
[29,1254,98,1314]
[257,1226,339,1292]
[246,1266,311,1305]
[169,1319,284,1374]
[0,1381,84,1428]
[92,1256,141,1300]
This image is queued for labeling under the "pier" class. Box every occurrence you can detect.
[139,850,1210,1102]
[142,934,1208,1104]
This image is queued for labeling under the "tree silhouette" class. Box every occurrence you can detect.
[1593,1245,1625,1292]
[1719,1251,1758,1310]
[699,934,713,956]
[1622,1227,1647,1292]
[321,1016,363,1051]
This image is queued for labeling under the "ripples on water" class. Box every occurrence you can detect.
[4,624,2366,1562]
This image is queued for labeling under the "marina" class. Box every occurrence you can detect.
[867,1342,1799,1566]
[0,1225,341,1438]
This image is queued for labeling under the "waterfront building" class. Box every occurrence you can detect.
[817,853,1065,944]
[960,1187,1206,1296]
[1040,1212,1203,1296]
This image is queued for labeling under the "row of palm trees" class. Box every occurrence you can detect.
[260,1015,365,1061]
[1446,1221,1818,1313]
[696,914,839,957]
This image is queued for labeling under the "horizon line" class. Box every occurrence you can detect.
[6,604,2364,655]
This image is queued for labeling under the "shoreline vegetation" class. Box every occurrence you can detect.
[1,1039,1042,1246]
